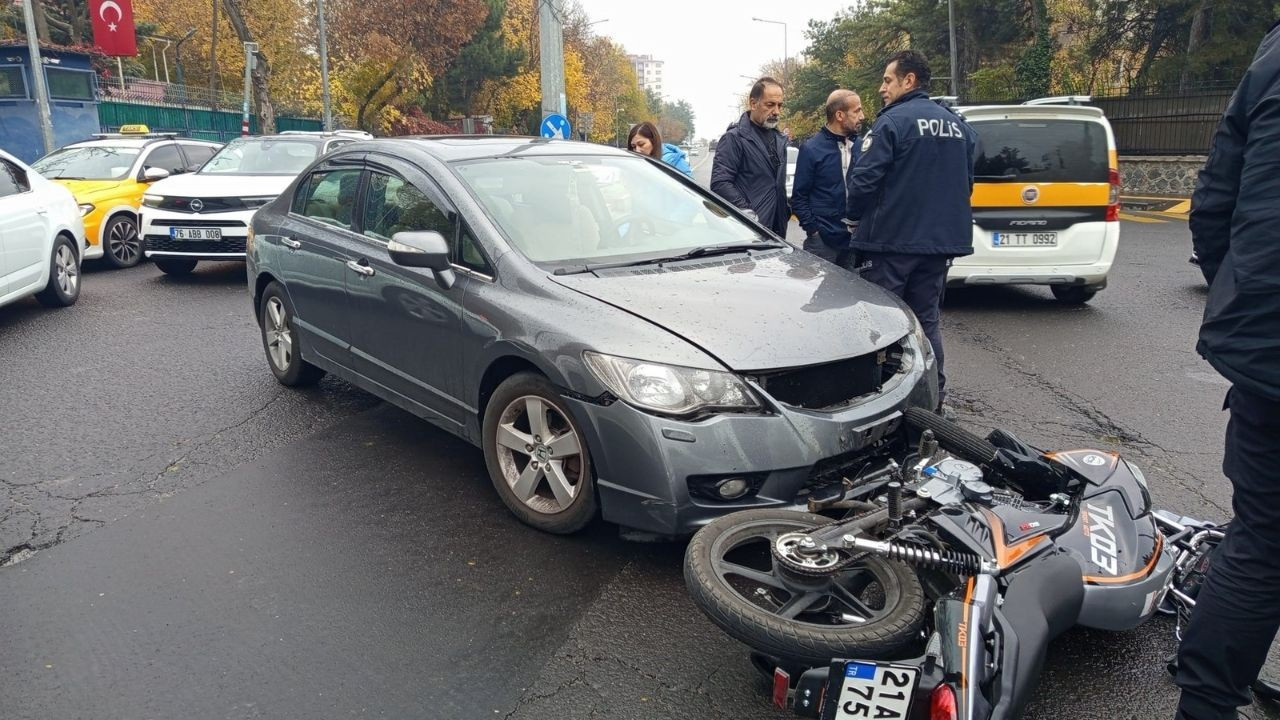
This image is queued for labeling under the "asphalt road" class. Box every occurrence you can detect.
[0,151,1272,720]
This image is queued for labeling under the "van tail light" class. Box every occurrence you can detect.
[1106,168,1121,222]
[931,683,959,720]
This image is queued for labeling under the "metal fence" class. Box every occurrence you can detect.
[962,78,1239,155]
[96,75,245,112]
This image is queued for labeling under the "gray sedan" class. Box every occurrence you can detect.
[246,137,937,536]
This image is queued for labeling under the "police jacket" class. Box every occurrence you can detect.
[846,90,976,256]
[1190,21,1280,400]
[792,126,860,248]
[711,112,790,236]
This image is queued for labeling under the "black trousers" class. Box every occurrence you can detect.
[1176,386,1280,719]
[854,252,949,403]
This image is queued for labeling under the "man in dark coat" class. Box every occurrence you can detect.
[846,50,975,407]
[711,77,790,236]
[793,89,864,264]
[1174,19,1280,720]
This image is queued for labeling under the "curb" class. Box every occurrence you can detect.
[1122,195,1190,214]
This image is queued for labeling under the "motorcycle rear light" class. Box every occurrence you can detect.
[1106,168,1121,221]
[930,683,958,720]
[772,667,790,709]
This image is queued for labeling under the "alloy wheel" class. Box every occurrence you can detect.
[55,244,78,296]
[494,395,585,514]
[263,296,293,371]
[108,219,140,265]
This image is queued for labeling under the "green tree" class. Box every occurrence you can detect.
[428,0,524,117]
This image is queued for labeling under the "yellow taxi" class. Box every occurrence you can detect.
[31,126,222,268]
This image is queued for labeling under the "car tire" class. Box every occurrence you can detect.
[34,235,81,308]
[155,258,198,276]
[259,281,325,387]
[102,214,143,268]
[482,372,597,534]
[1051,285,1098,305]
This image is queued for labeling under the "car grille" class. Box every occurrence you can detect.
[753,341,906,411]
[159,218,247,228]
[145,235,247,254]
[156,197,247,212]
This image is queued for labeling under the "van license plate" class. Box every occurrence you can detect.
[172,227,222,241]
[833,661,919,719]
[993,231,1056,247]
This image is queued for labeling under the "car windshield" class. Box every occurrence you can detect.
[453,154,771,267]
[32,146,141,180]
[971,119,1109,183]
[200,138,320,175]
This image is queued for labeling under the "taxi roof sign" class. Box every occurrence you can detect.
[119,124,151,134]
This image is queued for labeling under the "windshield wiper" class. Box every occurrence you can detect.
[974,173,1017,180]
[551,241,781,276]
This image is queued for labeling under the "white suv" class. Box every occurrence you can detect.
[140,131,371,275]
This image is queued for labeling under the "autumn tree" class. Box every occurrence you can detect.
[327,0,487,131]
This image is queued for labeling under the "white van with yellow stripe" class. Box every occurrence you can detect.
[951,98,1120,304]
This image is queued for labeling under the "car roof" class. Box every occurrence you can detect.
[335,136,635,163]
[64,136,221,150]
[957,104,1107,121]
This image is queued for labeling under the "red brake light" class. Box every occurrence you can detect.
[931,683,959,720]
[1106,168,1121,222]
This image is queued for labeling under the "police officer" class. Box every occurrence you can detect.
[711,77,790,237]
[1174,20,1280,720]
[846,50,975,409]
[793,89,864,264]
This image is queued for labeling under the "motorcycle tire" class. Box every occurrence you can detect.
[684,509,927,666]
[904,406,998,465]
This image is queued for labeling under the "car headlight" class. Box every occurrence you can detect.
[78,203,95,216]
[903,316,933,371]
[141,194,163,208]
[583,351,762,417]
[242,196,276,209]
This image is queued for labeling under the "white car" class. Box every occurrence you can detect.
[0,148,86,310]
[951,99,1121,304]
[785,145,799,199]
[140,131,370,275]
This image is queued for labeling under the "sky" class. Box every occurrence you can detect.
[575,0,854,141]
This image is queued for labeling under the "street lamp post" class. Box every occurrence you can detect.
[948,0,959,96]
[751,17,787,88]
[20,0,55,155]
[241,41,258,136]
[316,0,333,131]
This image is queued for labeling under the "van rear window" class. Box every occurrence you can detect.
[970,119,1109,183]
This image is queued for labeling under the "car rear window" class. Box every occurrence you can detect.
[970,119,1109,183]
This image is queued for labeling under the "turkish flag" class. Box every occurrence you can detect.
[89,0,138,57]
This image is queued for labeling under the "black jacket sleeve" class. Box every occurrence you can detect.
[1190,86,1248,285]
[710,132,749,209]
[1226,85,1280,294]
[847,117,897,221]
[791,142,818,233]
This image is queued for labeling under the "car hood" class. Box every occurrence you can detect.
[550,248,913,371]
[55,179,134,201]
[148,173,295,198]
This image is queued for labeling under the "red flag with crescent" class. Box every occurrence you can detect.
[89,0,138,57]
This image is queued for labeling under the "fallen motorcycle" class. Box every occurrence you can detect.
[683,408,1280,719]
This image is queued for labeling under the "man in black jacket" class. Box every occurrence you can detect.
[1174,20,1280,720]
[846,51,975,406]
[794,89,864,263]
[711,77,790,237]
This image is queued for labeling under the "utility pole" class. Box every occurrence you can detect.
[948,0,959,96]
[241,41,257,135]
[538,0,566,120]
[210,0,219,112]
[20,0,55,155]
[316,0,333,131]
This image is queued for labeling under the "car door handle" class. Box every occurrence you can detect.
[281,237,301,250]
[346,259,375,277]
[35,208,48,215]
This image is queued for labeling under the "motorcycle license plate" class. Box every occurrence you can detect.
[993,231,1057,247]
[172,227,222,241]
[832,661,919,719]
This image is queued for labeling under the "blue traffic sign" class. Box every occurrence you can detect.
[540,113,572,140]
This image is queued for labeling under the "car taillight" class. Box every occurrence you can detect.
[1106,168,1121,222]
[931,684,958,720]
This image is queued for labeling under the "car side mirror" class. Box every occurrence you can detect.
[142,166,170,182]
[388,231,455,289]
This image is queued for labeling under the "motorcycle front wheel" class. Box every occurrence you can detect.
[684,508,927,666]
